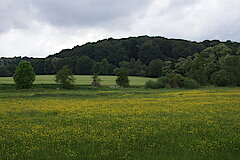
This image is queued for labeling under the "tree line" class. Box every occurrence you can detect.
[1,36,240,87]
[145,43,240,88]
[1,36,240,77]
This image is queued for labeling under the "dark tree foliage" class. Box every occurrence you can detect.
[44,58,57,74]
[0,66,10,77]
[13,60,36,89]
[148,59,164,77]
[128,59,144,76]
[30,59,45,75]
[210,70,230,86]
[75,56,93,75]
[145,74,199,89]
[49,36,208,65]
[98,59,111,75]
[92,59,112,75]
[180,44,240,86]
[218,54,240,86]
[116,59,146,76]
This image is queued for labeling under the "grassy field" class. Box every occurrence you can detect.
[0,87,239,159]
[0,75,155,86]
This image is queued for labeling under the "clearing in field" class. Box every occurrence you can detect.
[0,87,239,159]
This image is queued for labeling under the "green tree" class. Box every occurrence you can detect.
[92,62,101,74]
[116,68,130,87]
[99,59,111,75]
[0,59,4,67]
[13,60,36,89]
[218,54,240,86]
[186,44,232,85]
[119,61,129,69]
[31,59,45,75]
[44,58,56,74]
[92,73,101,87]
[55,65,75,89]
[210,70,230,86]
[162,60,174,76]
[138,40,157,64]
[128,59,144,76]
[75,56,93,75]
[175,56,193,76]
[148,59,163,77]
[0,66,8,76]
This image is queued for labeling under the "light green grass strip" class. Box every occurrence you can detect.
[0,75,156,86]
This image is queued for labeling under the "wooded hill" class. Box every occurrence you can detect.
[48,36,239,64]
[0,36,240,86]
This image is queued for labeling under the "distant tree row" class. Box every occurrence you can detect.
[1,36,240,87]
[13,61,130,89]
[1,36,240,77]
[145,43,240,88]
[1,43,240,88]
[0,56,173,77]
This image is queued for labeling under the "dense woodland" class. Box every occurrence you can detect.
[1,36,240,86]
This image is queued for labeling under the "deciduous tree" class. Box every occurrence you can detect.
[13,60,36,89]
[55,65,75,89]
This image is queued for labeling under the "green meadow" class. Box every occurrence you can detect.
[0,85,239,159]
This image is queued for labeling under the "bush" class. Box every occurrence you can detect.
[13,60,36,89]
[156,77,167,88]
[210,70,230,86]
[145,80,159,89]
[145,74,199,89]
[55,65,75,89]
[145,77,166,89]
[176,74,185,87]
[160,73,185,88]
[183,78,200,89]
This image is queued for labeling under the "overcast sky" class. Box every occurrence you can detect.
[0,0,240,58]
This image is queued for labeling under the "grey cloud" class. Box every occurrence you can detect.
[0,0,34,32]
[31,0,151,27]
[168,0,200,7]
[0,0,152,32]
[155,0,202,21]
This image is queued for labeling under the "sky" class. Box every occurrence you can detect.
[0,0,240,58]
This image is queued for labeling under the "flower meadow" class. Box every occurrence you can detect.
[0,88,239,159]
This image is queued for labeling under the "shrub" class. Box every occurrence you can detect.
[13,60,36,89]
[145,80,159,89]
[55,65,75,89]
[156,77,167,88]
[161,73,185,88]
[145,74,199,89]
[145,77,167,89]
[183,77,200,89]
[210,70,230,86]
[175,74,185,87]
